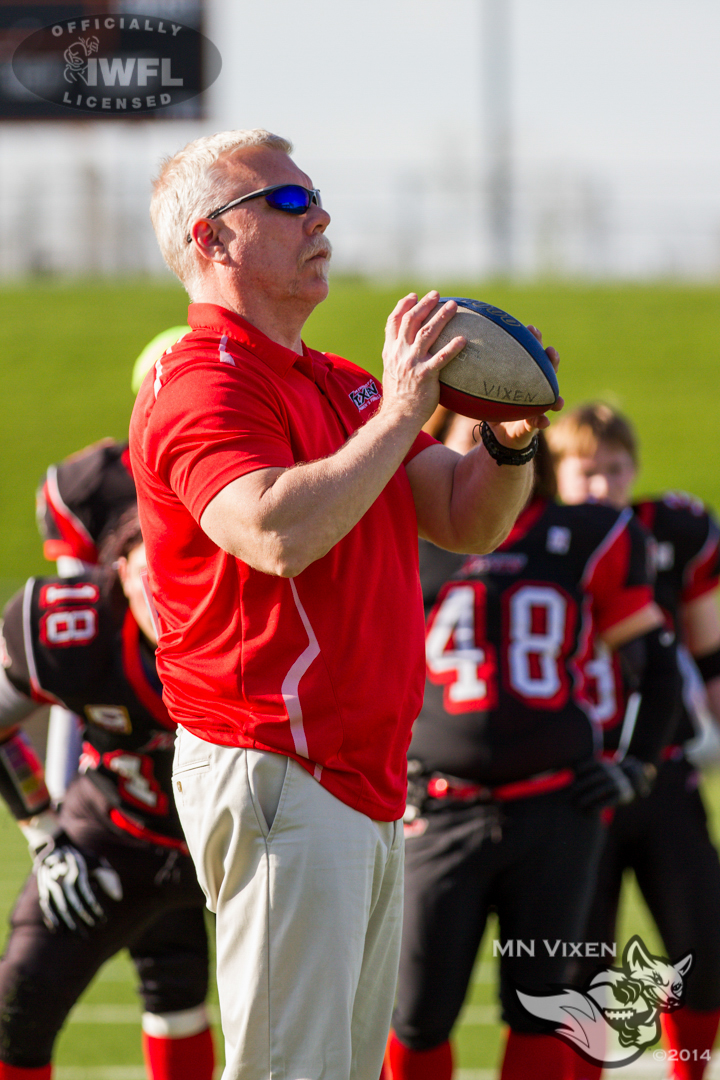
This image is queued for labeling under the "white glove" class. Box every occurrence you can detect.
[678,645,720,770]
[33,830,123,933]
[685,722,720,770]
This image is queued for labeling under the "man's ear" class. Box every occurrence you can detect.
[190,218,230,264]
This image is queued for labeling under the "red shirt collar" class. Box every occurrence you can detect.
[187,303,310,378]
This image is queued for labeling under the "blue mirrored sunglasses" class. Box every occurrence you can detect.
[186,184,322,242]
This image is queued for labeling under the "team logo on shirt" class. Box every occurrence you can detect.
[349,379,381,411]
[546,526,571,554]
[654,541,675,571]
[460,553,528,576]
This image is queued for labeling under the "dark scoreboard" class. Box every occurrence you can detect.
[0,1,216,119]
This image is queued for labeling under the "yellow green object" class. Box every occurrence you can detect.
[131,325,190,394]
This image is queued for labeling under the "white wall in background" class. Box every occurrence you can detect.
[2,0,720,280]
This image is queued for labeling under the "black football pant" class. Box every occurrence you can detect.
[0,813,208,1068]
[576,757,720,1011]
[392,788,604,1050]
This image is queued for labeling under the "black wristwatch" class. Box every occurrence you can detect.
[479,421,539,466]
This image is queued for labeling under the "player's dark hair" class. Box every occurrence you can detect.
[532,432,557,502]
[545,402,638,465]
[99,505,143,566]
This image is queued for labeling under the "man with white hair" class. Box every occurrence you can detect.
[129,128,561,1080]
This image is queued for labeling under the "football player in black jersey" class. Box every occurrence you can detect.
[35,321,189,802]
[0,510,214,1080]
[36,438,138,801]
[383,414,680,1080]
[547,403,720,1080]
[36,440,137,573]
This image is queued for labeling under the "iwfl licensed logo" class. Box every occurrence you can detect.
[63,34,99,83]
[517,935,694,1068]
[12,14,221,115]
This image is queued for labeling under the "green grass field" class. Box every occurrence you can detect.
[1,277,720,1077]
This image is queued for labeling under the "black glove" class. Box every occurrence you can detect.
[32,830,123,933]
[571,756,656,812]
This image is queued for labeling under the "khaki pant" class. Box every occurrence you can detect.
[172,727,404,1080]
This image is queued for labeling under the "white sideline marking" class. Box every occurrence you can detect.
[458,1004,500,1025]
[472,960,495,984]
[69,1005,140,1023]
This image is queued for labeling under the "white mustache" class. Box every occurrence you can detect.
[301,236,332,264]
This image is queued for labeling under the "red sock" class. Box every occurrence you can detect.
[0,1067,52,1080]
[661,1007,720,1079]
[142,1027,215,1080]
[501,1030,576,1080]
[385,1030,452,1080]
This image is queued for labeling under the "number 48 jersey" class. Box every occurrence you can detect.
[409,498,655,785]
[584,492,720,750]
[0,572,185,848]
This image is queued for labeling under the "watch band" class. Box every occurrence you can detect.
[479,421,539,466]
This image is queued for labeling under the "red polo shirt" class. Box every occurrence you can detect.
[129,304,436,821]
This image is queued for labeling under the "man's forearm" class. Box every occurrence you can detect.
[448,441,534,552]
[408,439,534,555]
[201,401,423,577]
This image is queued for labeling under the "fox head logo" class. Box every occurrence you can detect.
[63,36,99,84]
[517,936,693,1067]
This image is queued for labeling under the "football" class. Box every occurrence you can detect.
[427,297,559,422]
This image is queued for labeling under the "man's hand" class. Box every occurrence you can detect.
[571,756,656,812]
[381,291,466,425]
[33,830,123,932]
[489,326,563,448]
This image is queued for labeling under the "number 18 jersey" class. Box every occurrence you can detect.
[409,498,654,785]
[0,572,185,848]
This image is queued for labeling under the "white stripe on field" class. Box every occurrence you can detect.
[458,1004,500,1026]
[472,960,495,984]
[69,1005,140,1024]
